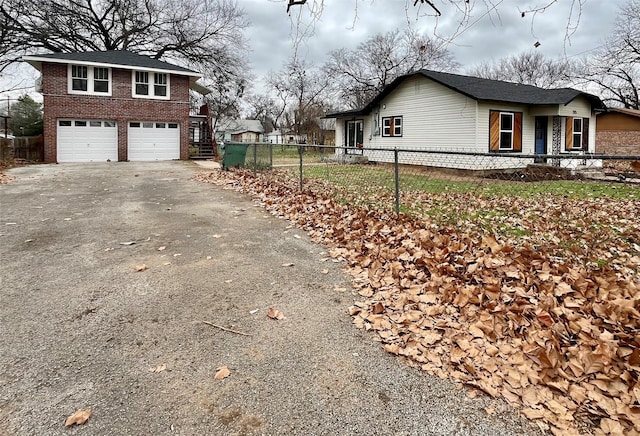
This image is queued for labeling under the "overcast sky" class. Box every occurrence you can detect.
[242,0,625,93]
[0,0,627,100]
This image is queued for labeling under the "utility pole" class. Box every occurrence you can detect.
[3,96,10,138]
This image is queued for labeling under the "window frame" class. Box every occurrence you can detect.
[382,116,403,137]
[498,112,514,150]
[571,118,583,150]
[132,70,171,100]
[68,65,112,96]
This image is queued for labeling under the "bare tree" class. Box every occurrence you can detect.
[574,0,640,109]
[246,94,282,133]
[325,29,458,109]
[283,0,586,49]
[0,0,248,77]
[466,51,574,89]
[266,59,332,139]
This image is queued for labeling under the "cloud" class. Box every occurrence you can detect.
[243,0,625,94]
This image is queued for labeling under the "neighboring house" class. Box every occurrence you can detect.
[326,70,606,170]
[216,119,264,143]
[596,108,640,155]
[23,50,207,163]
[265,129,306,145]
[265,129,284,144]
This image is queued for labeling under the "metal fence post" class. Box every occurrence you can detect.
[253,142,257,177]
[269,143,273,169]
[394,148,400,215]
[298,145,303,191]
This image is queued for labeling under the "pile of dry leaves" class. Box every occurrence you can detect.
[0,160,13,184]
[195,169,640,435]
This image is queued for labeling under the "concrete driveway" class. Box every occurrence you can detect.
[0,162,540,435]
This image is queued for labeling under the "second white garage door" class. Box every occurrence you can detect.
[128,122,180,161]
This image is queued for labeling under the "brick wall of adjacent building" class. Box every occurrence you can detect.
[41,63,191,163]
[596,131,640,155]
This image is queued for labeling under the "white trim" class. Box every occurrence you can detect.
[67,64,112,96]
[498,112,514,150]
[23,55,200,78]
[131,70,171,100]
[571,117,583,150]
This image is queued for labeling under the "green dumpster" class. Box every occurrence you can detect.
[222,143,249,170]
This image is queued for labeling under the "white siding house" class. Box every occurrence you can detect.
[326,70,606,170]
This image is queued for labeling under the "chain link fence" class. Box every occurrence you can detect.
[223,141,640,216]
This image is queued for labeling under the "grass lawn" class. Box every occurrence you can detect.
[300,163,640,199]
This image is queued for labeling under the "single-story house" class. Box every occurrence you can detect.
[216,119,264,143]
[326,70,606,170]
[265,129,306,145]
[23,50,208,163]
[596,108,640,155]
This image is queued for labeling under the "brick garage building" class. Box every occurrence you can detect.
[596,108,640,155]
[23,51,207,163]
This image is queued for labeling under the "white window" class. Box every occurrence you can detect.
[382,116,403,137]
[94,68,109,93]
[71,65,87,91]
[135,71,149,96]
[68,65,111,95]
[572,118,583,150]
[132,71,170,99]
[154,74,167,97]
[499,112,514,150]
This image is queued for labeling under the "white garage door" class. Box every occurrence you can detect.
[57,120,118,163]
[128,122,180,161]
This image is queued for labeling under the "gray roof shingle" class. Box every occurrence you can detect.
[23,50,199,76]
[326,70,605,117]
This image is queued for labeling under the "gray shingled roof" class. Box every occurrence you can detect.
[218,119,264,134]
[326,70,605,117]
[23,50,199,76]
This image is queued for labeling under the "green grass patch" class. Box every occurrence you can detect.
[300,164,640,200]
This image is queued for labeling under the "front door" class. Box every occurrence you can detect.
[534,116,548,163]
[345,120,363,154]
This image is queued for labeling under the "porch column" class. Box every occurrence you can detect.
[551,115,561,167]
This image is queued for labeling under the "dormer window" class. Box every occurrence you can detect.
[68,65,111,95]
[132,71,170,99]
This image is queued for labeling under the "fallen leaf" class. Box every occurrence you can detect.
[135,264,148,272]
[267,308,285,320]
[149,363,167,373]
[214,366,231,380]
[212,234,222,239]
[321,269,329,274]
[249,309,259,315]
[119,241,136,246]
[281,263,295,267]
[158,246,166,251]
[64,408,91,427]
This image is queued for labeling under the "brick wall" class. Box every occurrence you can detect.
[596,130,640,155]
[42,63,191,163]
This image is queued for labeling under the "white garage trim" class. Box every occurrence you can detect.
[57,119,118,163]
[128,121,180,161]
